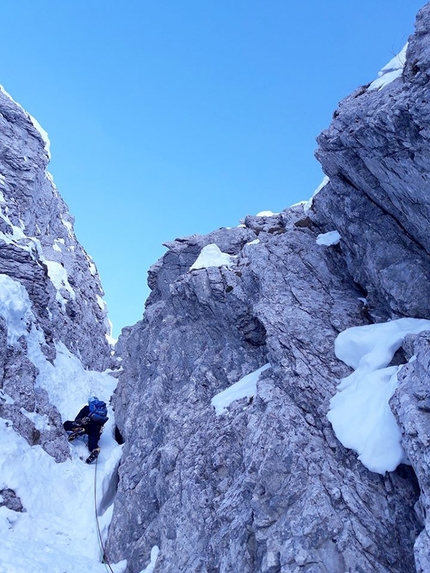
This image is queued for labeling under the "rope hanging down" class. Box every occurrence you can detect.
[94,457,115,573]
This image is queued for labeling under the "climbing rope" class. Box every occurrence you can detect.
[94,456,115,573]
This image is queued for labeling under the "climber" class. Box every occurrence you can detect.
[63,396,108,464]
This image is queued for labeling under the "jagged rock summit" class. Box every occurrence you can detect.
[107,4,430,573]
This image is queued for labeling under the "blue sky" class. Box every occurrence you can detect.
[1,1,424,336]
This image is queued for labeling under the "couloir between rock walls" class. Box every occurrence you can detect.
[107,4,430,573]
[2,3,430,573]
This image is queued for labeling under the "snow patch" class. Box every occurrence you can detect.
[20,408,51,431]
[27,113,51,159]
[0,205,45,262]
[368,43,408,92]
[212,363,271,415]
[44,171,60,196]
[0,85,21,107]
[45,260,76,308]
[304,175,330,212]
[328,317,430,474]
[106,319,117,347]
[61,217,74,238]
[316,230,341,246]
[0,275,34,345]
[0,389,14,404]
[256,210,278,217]
[190,243,236,271]
[140,546,160,573]
[0,210,26,243]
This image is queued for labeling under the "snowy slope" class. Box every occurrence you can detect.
[0,84,126,573]
[0,276,125,573]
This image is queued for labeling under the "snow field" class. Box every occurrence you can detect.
[0,364,126,573]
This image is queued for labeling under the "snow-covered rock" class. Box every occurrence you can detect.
[0,85,116,455]
[0,86,124,572]
[0,86,111,369]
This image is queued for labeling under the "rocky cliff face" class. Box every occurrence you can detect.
[314,5,430,322]
[392,331,430,573]
[2,3,430,573]
[109,215,421,573]
[0,87,111,462]
[107,5,430,573]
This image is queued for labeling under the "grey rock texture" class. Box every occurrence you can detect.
[0,87,112,461]
[108,3,430,573]
[314,4,430,321]
[0,488,24,512]
[391,332,430,573]
[109,210,419,573]
[1,0,426,569]
[311,8,430,566]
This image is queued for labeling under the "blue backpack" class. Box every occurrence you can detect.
[88,399,108,424]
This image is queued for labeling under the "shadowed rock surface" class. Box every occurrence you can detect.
[392,331,430,573]
[107,4,430,573]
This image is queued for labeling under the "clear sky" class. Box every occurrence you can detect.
[0,1,425,337]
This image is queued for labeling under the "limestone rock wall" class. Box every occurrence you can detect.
[109,209,420,573]
[108,3,430,573]
[310,7,430,566]
[391,332,430,573]
[314,3,430,321]
[0,88,111,369]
